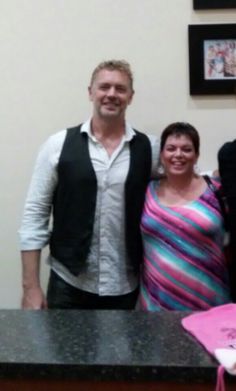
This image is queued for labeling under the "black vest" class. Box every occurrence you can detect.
[50,124,152,275]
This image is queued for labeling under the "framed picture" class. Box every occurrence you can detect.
[194,0,236,9]
[188,24,236,95]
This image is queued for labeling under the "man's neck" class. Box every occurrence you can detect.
[91,116,126,140]
[90,116,127,156]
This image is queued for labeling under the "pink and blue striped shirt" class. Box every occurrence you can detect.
[140,179,231,311]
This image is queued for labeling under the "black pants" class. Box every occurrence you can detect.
[47,270,139,309]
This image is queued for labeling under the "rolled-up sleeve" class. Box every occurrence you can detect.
[19,130,66,250]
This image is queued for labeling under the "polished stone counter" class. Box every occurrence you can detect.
[0,309,222,384]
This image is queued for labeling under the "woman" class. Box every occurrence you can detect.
[139,122,231,311]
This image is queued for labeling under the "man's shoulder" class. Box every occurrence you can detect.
[218,140,236,162]
[49,129,67,142]
[66,123,85,133]
[39,129,67,155]
[131,130,159,178]
[47,123,87,145]
[146,133,159,147]
[48,122,87,143]
[132,128,159,146]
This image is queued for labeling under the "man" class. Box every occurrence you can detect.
[218,140,236,301]
[19,60,158,310]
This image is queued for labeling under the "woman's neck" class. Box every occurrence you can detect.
[157,173,205,207]
[164,173,198,191]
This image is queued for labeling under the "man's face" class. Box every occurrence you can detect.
[88,69,134,120]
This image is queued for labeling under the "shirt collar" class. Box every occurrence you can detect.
[81,118,136,142]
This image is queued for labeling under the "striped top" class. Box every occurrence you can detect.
[139,179,231,311]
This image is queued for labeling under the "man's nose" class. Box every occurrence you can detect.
[107,86,116,96]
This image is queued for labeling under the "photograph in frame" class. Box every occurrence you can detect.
[204,39,236,80]
[188,24,236,95]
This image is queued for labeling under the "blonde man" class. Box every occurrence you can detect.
[20,60,158,309]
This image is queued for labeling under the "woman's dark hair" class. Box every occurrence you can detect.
[160,122,200,154]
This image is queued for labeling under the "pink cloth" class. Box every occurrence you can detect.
[182,304,236,354]
[182,304,236,391]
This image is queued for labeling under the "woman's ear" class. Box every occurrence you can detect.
[213,169,219,177]
[194,153,199,165]
[159,152,164,167]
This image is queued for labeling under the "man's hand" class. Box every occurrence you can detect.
[22,286,47,309]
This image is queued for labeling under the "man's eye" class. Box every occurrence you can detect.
[116,87,126,92]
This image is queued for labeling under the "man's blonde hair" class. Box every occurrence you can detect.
[90,60,134,90]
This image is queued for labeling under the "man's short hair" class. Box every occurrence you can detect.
[90,60,134,90]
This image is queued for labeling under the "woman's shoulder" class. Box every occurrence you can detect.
[146,179,159,194]
[202,174,221,191]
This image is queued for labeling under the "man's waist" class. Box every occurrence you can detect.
[47,255,139,296]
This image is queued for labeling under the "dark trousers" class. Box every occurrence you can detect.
[47,270,139,309]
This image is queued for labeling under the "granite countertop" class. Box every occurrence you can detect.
[0,310,224,382]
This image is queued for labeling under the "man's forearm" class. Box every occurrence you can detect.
[21,250,41,289]
[21,250,47,309]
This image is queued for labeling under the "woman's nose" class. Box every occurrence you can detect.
[174,148,183,157]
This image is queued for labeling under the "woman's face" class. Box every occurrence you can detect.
[161,134,198,177]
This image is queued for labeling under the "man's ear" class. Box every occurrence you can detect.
[128,89,135,105]
[88,85,93,101]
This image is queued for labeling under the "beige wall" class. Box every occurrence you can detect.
[0,0,235,308]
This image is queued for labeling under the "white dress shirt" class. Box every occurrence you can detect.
[19,119,159,295]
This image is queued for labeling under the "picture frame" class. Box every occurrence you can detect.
[193,0,236,9]
[188,24,236,95]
